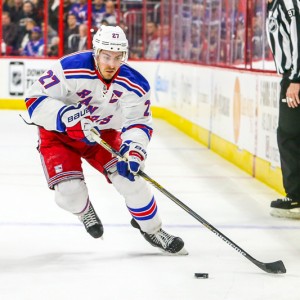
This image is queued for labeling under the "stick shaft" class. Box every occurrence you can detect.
[90,129,286,274]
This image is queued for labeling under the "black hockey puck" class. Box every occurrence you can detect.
[194,273,209,279]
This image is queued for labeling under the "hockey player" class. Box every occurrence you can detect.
[25,25,187,255]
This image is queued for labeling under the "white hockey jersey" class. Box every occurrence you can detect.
[25,50,153,147]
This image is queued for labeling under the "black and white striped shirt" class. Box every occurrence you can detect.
[266,0,300,82]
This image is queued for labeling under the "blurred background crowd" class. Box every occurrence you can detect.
[1,0,273,70]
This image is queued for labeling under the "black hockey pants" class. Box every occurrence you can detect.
[277,77,300,200]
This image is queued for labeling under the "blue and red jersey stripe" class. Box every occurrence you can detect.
[115,75,147,97]
[25,95,48,117]
[122,124,153,140]
[64,68,98,80]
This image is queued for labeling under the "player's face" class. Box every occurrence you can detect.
[96,50,124,80]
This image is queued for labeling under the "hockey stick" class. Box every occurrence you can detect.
[90,129,286,274]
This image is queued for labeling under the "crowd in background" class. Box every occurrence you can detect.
[1,0,273,70]
[2,0,118,56]
[164,0,272,66]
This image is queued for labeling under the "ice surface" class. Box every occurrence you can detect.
[0,111,299,300]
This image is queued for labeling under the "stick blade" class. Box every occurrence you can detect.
[258,260,286,274]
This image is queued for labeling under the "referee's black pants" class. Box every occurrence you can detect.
[277,77,300,200]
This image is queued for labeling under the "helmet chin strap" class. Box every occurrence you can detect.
[122,51,128,62]
[93,55,100,73]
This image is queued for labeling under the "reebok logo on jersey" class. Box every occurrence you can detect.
[54,164,63,174]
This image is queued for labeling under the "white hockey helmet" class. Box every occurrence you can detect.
[92,25,128,60]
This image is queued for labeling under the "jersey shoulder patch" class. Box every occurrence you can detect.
[60,51,98,79]
[114,64,150,97]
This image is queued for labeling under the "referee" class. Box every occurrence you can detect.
[266,0,300,219]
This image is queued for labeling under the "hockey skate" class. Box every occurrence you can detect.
[270,197,300,219]
[79,203,104,238]
[131,218,188,255]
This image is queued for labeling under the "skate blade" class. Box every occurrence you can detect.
[159,247,189,256]
[270,208,300,219]
[176,247,189,255]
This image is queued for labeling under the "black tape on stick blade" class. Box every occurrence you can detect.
[194,273,209,279]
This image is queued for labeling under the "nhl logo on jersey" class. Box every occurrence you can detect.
[268,17,278,33]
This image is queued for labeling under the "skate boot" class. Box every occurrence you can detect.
[79,203,103,238]
[131,218,188,255]
[270,197,300,219]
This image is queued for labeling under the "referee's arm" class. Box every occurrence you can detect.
[286,2,300,107]
[289,3,300,83]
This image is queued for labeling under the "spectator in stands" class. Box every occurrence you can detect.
[70,23,88,52]
[135,23,168,60]
[158,24,170,60]
[199,26,208,63]
[145,39,159,59]
[102,0,117,25]
[48,0,59,31]
[145,21,160,59]
[20,1,38,26]
[78,23,88,51]
[192,2,205,26]
[219,5,228,63]
[41,21,58,42]
[18,18,37,53]
[63,0,73,25]
[2,0,13,12]
[146,21,158,45]
[9,0,24,24]
[47,36,59,57]
[30,0,44,24]
[190,24,201,62]
[64,13,79,54]
[208,27,218,63]
[22,26,44,56]
[252,12,264,59]
[92,0,106,29]
[2,11,19,55]
[69,0,88,25]
[233,19,245,63]
[101,19,109,26]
